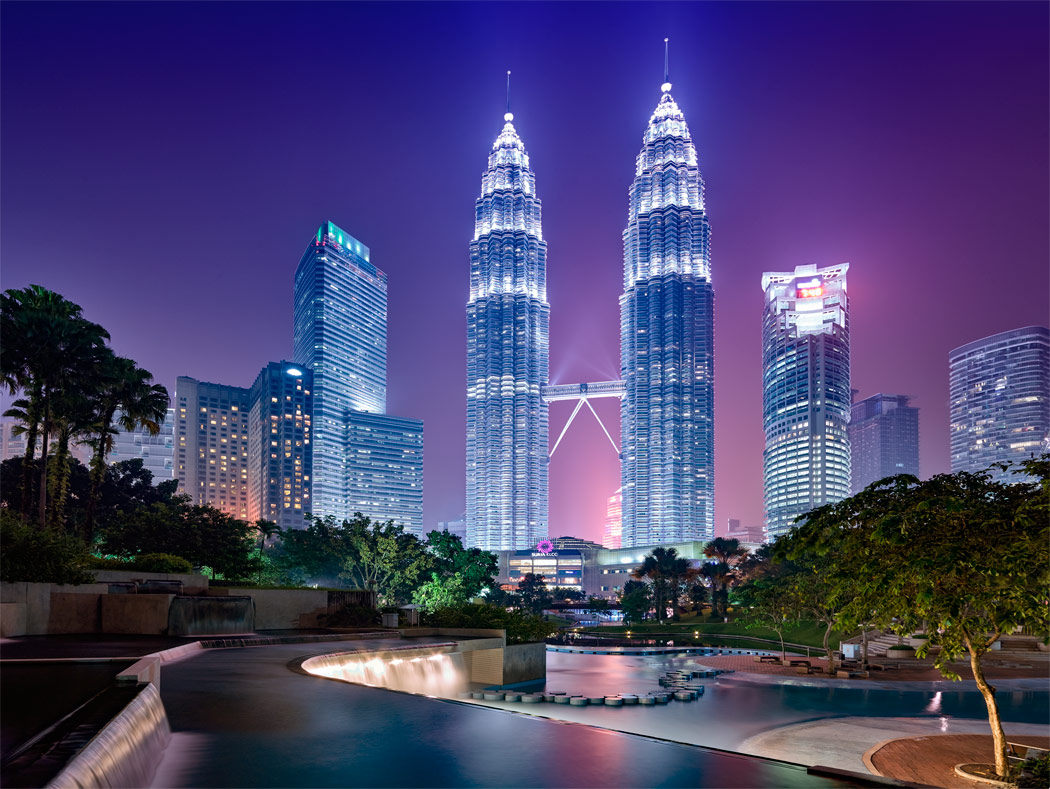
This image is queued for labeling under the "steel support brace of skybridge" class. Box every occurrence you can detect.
[541,380,625,461]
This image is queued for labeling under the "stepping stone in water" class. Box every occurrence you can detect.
[568,696,589,706]
[604,696,624,706]
[621,695,639,704]
[483,692,505,701]
[521,694,543,703]
[554,695,571,704]
[638,695,656,705]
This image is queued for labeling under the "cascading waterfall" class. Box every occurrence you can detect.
[168,596,254,636]
[302,647,466,698]
[46,683,171,789]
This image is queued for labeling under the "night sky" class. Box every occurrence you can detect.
[2,2,1047,542]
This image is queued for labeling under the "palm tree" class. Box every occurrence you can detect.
[700,561,733,618]
[703,537,749,617]
[84,355,169,533]
[0,286,110,525]
[633,547,693,623]
[254,520,282,584]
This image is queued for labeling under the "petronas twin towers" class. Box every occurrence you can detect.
[467,49,714,550]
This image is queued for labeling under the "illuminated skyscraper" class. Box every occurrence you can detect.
[603,488,623,549]
[466,78,550,551]
[346,411,423,535]
[949,326,1049,483]
[108,408,176,481]
[175,376,251,518]
[762,263,851,539]
[621,44,715,547]
[248,362,312,531]
[294,221,387,519]
[849,393,919,493]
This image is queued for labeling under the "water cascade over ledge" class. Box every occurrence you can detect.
[301,645,467,698]
[168,596,254,636]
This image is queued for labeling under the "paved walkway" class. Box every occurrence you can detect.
[867,733,1050,788]
[153,638,849,788]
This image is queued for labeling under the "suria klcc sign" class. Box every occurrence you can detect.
[532,540,556,557]
[795,277,823,299]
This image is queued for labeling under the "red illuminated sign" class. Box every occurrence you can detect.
[796,286,823,299]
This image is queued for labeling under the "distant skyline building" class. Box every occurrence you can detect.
[294,220,388,521]
[949,326,1049,483]
[849,393,919,493]
[762,262,851,540]
[108,408,176,481]
[0,419,94,467]
[248,362,313,531]
[466,85,550,551]
[175,376,251,518]
[436,517,467,543]
[345,411,423,535]
[620,48,715,547]
[726,519,765,544]
[603,488,622,549]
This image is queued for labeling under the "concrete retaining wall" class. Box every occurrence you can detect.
[91,570,209,593]
[1,581,109,636]
[48,592,102,634]
[101,594,174,635]
[210,588,330,630]
[502,641,547,685]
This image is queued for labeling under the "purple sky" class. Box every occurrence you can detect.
[2,2,1047,542]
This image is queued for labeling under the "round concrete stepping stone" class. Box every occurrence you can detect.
[638,695,656,705]
[457,691,473,699]
[521,694,543,703]
[483,692,505,701]
[542,693,557,702]
[587,696,605,705]
[653,694,669,704]
[504,692,522,702]
[621,695,639,705]
[553,695,571,704]
[674,691,693,701]
[604,696,623,706]
[568,696,589,706]
[470,691,485,699]
[548,690,566,695]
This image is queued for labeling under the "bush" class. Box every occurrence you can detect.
[423,603,559,644]
[889,643,915,651]
[86,556,134,570]
[133,553,193,573]
[0,512,93,584]
[1014,753,1050,788]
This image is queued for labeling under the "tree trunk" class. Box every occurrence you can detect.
[823,620,836,674]
[47,430,71,531]
[967,636,1008,778]
[19,395,40,519]
[778,627,786,660]
[37,394,49,527]
[861,625,869,669]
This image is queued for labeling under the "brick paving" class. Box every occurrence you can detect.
[867,734,1050,788]
[695,652,1050,682]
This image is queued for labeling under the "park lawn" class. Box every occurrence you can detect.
[583,613,856,650]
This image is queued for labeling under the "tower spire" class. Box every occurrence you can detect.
[505,70,513,122]
[662,38,672,92]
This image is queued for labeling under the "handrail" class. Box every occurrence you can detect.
[568,631,819,656]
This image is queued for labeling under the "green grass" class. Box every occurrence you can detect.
[579,612,855,650]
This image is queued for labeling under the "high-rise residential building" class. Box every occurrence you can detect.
[108,408,176,481]
[849,393,919,493]
[345,411,423,535]
[248,362,313,531]
[175,376,251,518]
[603,488,623,549]
[466,87,549,551]
[294,221,388,520]
[726,519,765,544]
[0,420,93,466]
[436,518,467,544]
[762,263,851,540]
[949,326,1049,483]
[620,48,715,547]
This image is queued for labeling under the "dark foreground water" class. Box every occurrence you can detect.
[156,640,852,788]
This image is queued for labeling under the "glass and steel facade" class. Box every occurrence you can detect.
[108,407,176,480]
[849,393,919,493]
[175,376,251,518]
[603,487,622,549]
[949,326,1049,483]
[620,77,714,547]
[345,411,423,535]
[762,263,851,539]
[248,362,313,531]
[293,221,387,520]
[466,107,549,550]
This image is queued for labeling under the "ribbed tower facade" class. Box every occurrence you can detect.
[620,65,715,547]
[466,101,549,551]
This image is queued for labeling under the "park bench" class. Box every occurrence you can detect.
[836,669,870,679]
[1007,742,1049,765]
[755,655,780,664]
[796,665,823,675]
[787,659,811,667]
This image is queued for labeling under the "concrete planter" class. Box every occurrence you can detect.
[886,647,916,659]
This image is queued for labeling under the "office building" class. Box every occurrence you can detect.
[436,518,467,543]
[107,408,176,481]
[346,411,423,535]
[294,221,388,520]
[620,49,715,547]
[466,90,549,550]
[949,326,1049,483]
[762,263,851,540]
[0,419,93,467]
[603,488,623,549]
[248,362,313,531]
[175,376,251,518]
[726,519,765,544]
[849,393,919,493]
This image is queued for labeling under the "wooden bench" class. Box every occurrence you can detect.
[754,655,780,664]
[1007,742,1049,765]
[787,659,811,667]
[836,669,870,679]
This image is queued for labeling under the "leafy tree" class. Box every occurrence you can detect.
[620,584,651,625]
[484,586,521,609]
[699,561,733,619]
[785,460,1050,779]
[422,602,558,644]
[633,546,694,622]
[517,573,552,614]
[339,515,434,605]
[735,561,801,660]
[0,509,93,584]
[423,529,498,599]
[549,586,585,604]
[586,596,610,621]
[703,537,748,617]
[413,574,472,613]
[685,580,708,613]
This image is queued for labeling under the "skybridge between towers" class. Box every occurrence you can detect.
[541,380,625,460]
